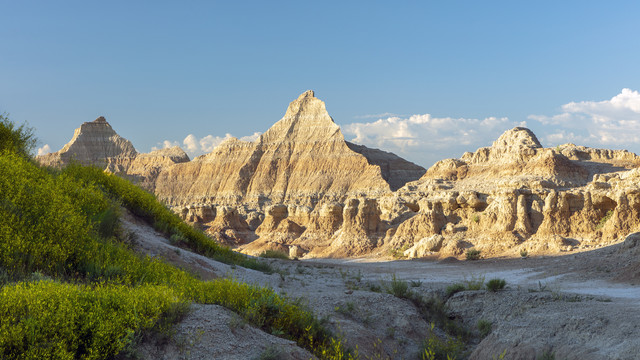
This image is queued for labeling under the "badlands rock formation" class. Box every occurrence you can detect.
[38,116,138,168]
[36,116,190,190]
[38,93,640,259]
[154,90,425,208]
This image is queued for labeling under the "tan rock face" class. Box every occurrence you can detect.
[36,117,189,191]
[40,97,640,260]
[154,90,424,209]
[37,116,138,168]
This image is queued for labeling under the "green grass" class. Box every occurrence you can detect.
[446,283,466,297]
[259,250,290,260]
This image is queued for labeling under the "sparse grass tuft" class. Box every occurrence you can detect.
[477,319,492,338]
[465,248,481,261]
[446,283,466,297]
[485,278,506,292]
[596,210,614,230]
[387,274,410,298]
[259,250,290,260]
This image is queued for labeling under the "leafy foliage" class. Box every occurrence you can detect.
[0,113,36,158]
[61,164,272,273]
[0,281,180,360]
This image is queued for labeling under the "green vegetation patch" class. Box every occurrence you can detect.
[0,281,180,360]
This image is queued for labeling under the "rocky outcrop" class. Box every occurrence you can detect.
[126,146,190,191]
[155,91,425,209]
[37,116,138,168]
[39,96,640,260]
[36,117,189,191]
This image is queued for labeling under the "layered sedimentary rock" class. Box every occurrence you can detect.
[38,116,138,168]
[155,90,425,208]
[379,127,640,258]
[40,95,640,259]
[36,117,189,191]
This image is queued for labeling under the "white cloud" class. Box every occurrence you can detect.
[342,114,517,167]
[154,132,262,158]
[36,144,51,156]
[354,112,404,119]
[529,88,640,149]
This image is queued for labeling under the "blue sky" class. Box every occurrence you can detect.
[2,1,640,167]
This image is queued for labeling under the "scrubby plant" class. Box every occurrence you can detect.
[0,113,36,157]
[465,248,481,260]
[421,323,466,360]
[411,280,423,287]
[520,249,529,258]
[446,283,466,297]
[485,278,506,292]
[596,210,614,230]
[387,274,410,298]
[259,250,290,260]
[477,319,492,337]
[464,275,485,291]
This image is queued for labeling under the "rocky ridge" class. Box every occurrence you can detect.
[36,116,190,190]
[37,92,640,260]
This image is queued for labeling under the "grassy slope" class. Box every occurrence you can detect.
[0,151,354,359]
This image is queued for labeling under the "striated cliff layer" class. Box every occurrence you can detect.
[154,90,426,208]
[36,116,190,190]
[38,93,640,259]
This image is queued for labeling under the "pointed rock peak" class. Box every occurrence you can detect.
[93,116,107,123]
[298,90,315,99]
[492,127,542,149]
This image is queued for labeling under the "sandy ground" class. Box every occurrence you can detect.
[123,214,640,359]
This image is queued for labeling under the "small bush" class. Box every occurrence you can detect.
[410,280,422,288]
[537,351,556,360]
[486,278,506,292]
[464,275,485,291]
[388,274,410,298]
[259,250,290,260]
[520,249,529,258]
[446,283,466,297]
[421,323,466,360]
[0,113,36,157]
[466,248,481,260]
[477,319,492,337]
[596,210,613,230]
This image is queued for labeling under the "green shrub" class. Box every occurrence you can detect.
[520,249,529,258]
[446,283,466,297]
[0,280,180,360]
[259,250,290,260]
[0,114,36,157]
[421,323,466,360]
[387,274,410,298]
[477,319,492,337]
[485,278,506,292]
[465,248,481,260]
[464,275,485,291]
[61,164,272,273]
